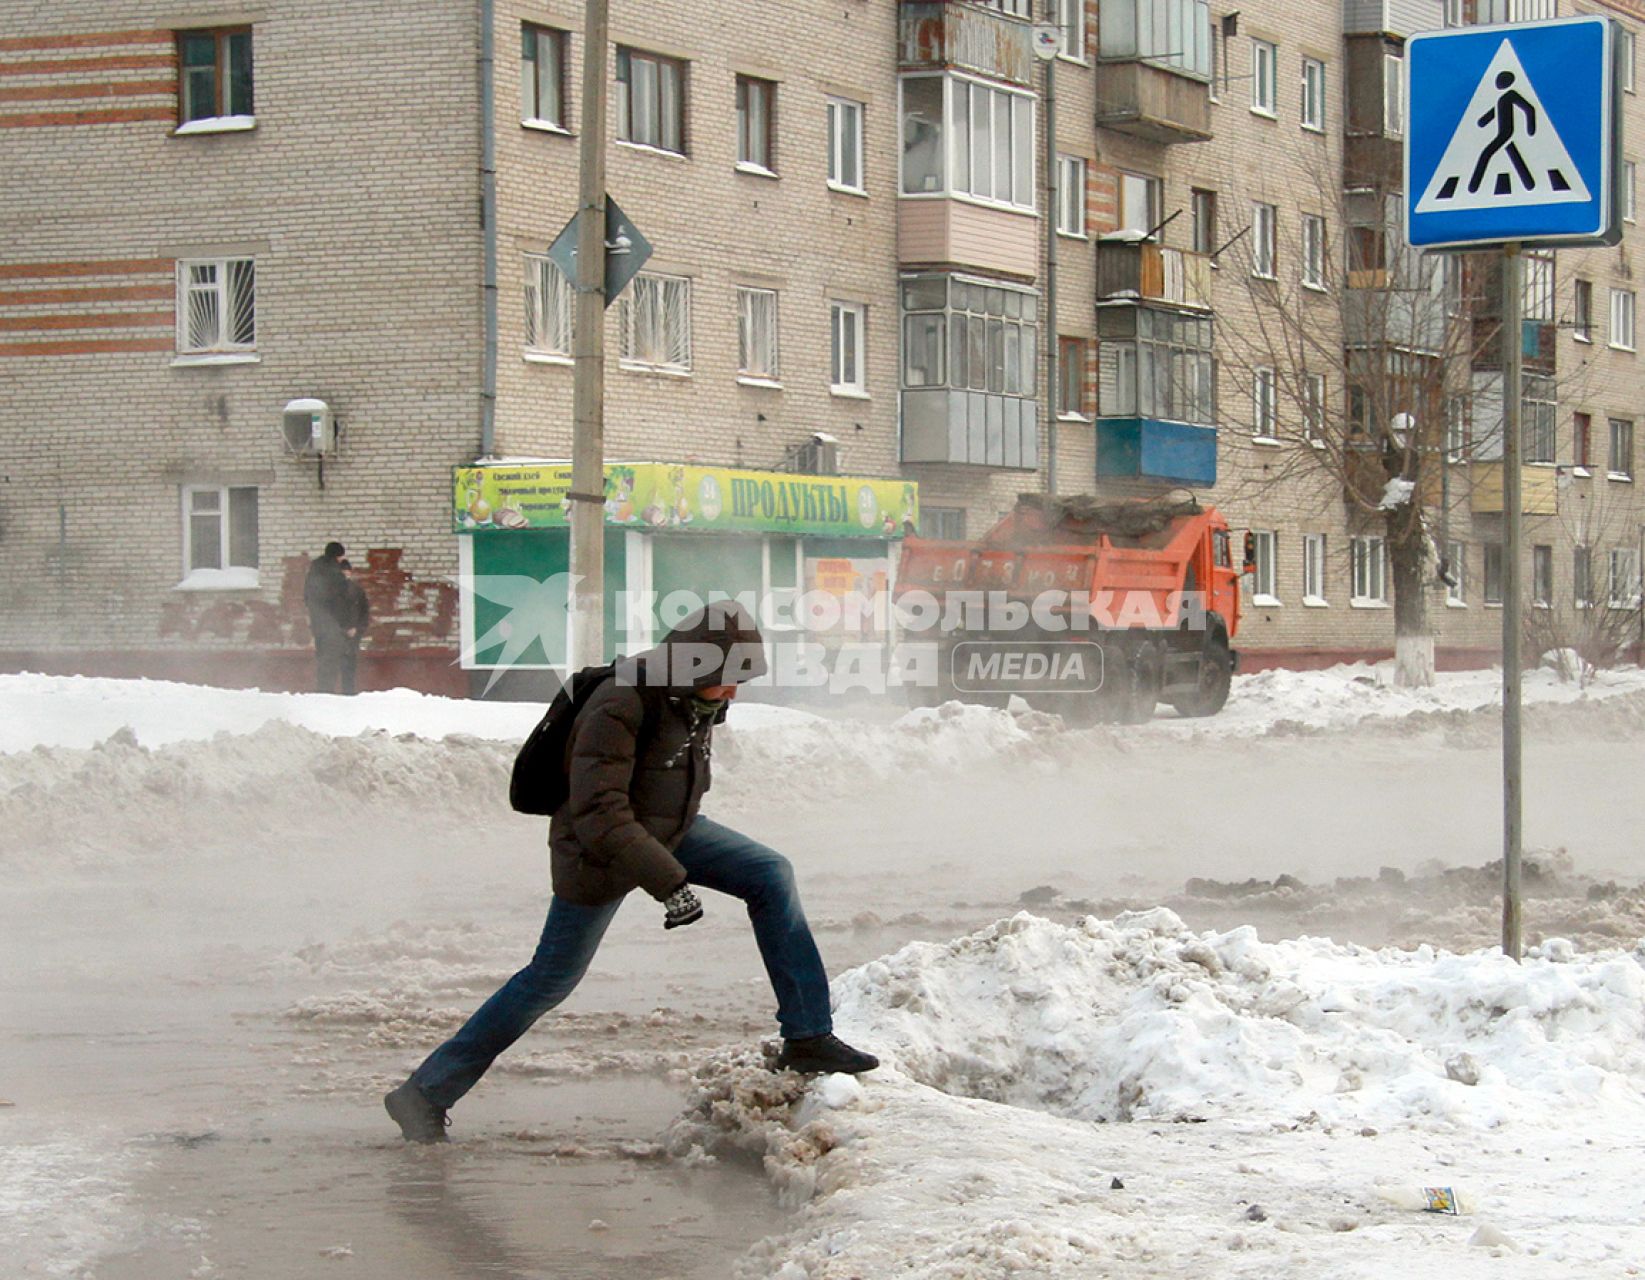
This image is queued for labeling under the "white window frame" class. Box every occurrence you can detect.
[1056,154,1087,238]
[617,272,692,373]
[1251,39,1277,118]
[1610,547,1643,609]
[1058,0,1086,61]
[1303,372,1326,446]
[1574,545,1594,609]
[1623,27,1637,94]
[1573,278,1593,343]
[736,286,780,383]
[736,75,777,175]
[1350,536,1388,606]
[1445,540,1466,607]
[1532,543,1553,608]
[830,300,867,395]
[1625,160,1637,223]
[1252,202,1277,279]
[1301,213,1326,290]
[176,256,255,357]
[1119,171,1162,237]
[1249,530,1279,605]
[1301,57,1325,133]
[946,75,1036,212]
[523,253,572,360]
[180,483,259,586]
[1484,543,1504,606]
[827,95,865,194]
[520,24,568,132]
[1611,417,1635,480]
[1610,288,1636,352]
[1253,366,1278,442]
[1384,53,1404,136]
[1302,533,1327,605]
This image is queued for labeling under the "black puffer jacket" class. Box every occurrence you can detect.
[549,602,767,906]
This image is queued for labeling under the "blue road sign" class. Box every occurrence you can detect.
[1406,14,1618,250]
[547,196,654,308]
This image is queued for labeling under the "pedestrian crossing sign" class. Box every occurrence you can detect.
[1406,14,1620,250]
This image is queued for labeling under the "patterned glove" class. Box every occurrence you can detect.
[663,884,704,930]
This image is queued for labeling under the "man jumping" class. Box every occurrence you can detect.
[384,601,877,1143]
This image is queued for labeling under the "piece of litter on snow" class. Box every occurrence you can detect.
[318,1245,353,1259]
[1469,1223,1522,1252]
[588,1219,610,1232]
[1110,1176,1125,1190]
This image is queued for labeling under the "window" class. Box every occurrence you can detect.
[902,274,1038,398]
[737,287,779,381]
[1611,548,1643,608]
[827,96,865,193]
[1303,533,1326,604]
[1303,372,1326,444]
[1098,306,1214,425]
[1532,544,1553,607]
[1611,417,1636,479]
[1573,278,1593,342]
[617,273,691,372]
[736,76,776,173]
[1058,0,1085,60]
[177,28,252,125]
[183,485,258,577]
[1612,289,1636,351]
[1249,530,1279,603]
[1384,52,1404,136]
[524,254,572,357]
[1523,373,1555,464]
[901,77,942,193]
[1624,28,1637,94]
[1301,57,1325,132]
[1351,536,1387,604]
[1119,171,1162,236]
[521,25,567,129]
[177,258,254,354]
[831,301,867,394]
[1484,543,1504,605]
[616,47,685,153]
[1301,214,1326,289]
[1574,411,1592,470]
[1058,336,1086,416]
[1100,0,1213,78]
[920,507,967,540]
[1626,161,1637,223]
[980,0,1032,15]
[1253,367,1278,440]
[1446,396,1469,462]
[1057,155,1087,237]
[1523,253,1553,321]
[1191,188,1217,255]
[1573,545,1594,608]
[956,80,1033,209]
[1445,540,1466,606]
[1252,202,1276,278]
[1251,39,1276,116]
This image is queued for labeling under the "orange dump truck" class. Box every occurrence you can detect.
[895,494,1247,722]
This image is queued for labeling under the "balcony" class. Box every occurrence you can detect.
[1096,238,1212,308]
[1094,60,1212,143]
[1096,418,1218,486]
[900,1,1033,87]
[902,389,1040,467]
[1343,0,1445,38]
[1469,463,1559,516]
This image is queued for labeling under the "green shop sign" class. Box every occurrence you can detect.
[454,461,917,539]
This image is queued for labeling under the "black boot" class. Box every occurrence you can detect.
[384,1079,450,1143]
[775,1033,879,1075]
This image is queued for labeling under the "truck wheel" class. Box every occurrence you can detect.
[1116,641,1163,724]
[1170,635,1233,718]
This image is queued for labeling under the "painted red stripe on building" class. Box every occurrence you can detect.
[0,259,171,280]
[0,283,174,306]
[0,79,175,103]
[0,31,170,53]
[0,311,172,332]
[0,336,173,356]
[0,106,175,127]
[0,54,175,77]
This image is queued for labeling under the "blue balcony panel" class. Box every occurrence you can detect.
[1096,417,1217,487]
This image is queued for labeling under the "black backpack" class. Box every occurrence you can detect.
[508,663,654,816]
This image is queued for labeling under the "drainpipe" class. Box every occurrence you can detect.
[479,0,499,458]
[1043,2,1058,496]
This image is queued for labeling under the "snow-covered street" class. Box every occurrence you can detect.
[6,666,1645,1277]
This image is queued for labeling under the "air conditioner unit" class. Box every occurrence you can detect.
[283,398,336,457]
[795,432,840,475]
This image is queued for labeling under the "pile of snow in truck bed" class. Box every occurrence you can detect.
[671,912,1645,1278]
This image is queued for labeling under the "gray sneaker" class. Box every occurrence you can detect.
[384,1080,450,1143]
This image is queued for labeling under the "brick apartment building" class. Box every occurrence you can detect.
[2,0,1642,696]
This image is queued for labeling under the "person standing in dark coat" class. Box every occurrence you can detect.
[303,541,351,694]
[337,559,370,697]
[383,601,878,1143]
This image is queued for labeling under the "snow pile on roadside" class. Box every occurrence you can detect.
[830,911,1645,1131]
[0,1132,137,1280]
[672,914,1645,1277]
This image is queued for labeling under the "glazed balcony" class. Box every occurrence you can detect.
[1096,0,1213,143]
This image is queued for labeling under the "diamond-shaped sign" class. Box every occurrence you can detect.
[547,195,654,308]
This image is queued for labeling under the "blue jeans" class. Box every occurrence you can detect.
[409,816,833,1109]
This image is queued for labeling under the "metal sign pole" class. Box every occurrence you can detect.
[569,0,610,673]
[1500,242,1524,962]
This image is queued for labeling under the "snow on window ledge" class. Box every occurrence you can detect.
[175,567,260,592]
[734,162,779,179]
[174,115,257,136]
[617,360,691,378]
[1302,596,1328,608]
[830,387,871,400]
[736,375,783,389]
[1349,598,1388,609]
[1252,594,1282,607]
[521,118,572,137]
[172,352,259,367]
[523,350,572,366]
[1446,599,1469,609]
